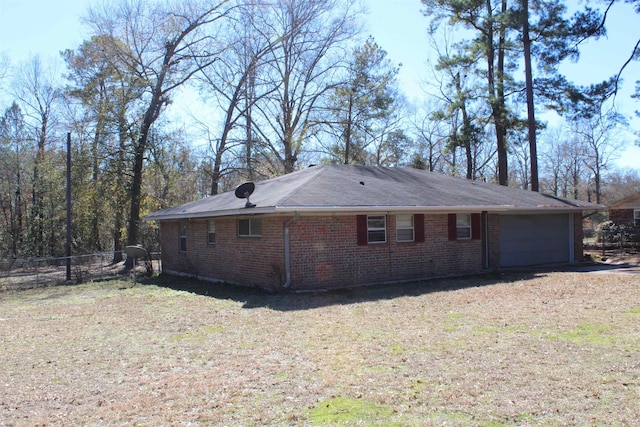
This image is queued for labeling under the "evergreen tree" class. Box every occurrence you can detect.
[328,37,399,165]
[0,103,28,259]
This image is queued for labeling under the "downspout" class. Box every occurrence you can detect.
[568,213,575,264]
[283,212,301,289]
[482,211,489,269]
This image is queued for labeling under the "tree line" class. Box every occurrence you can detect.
[0,0,638,262]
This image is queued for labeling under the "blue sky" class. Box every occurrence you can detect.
[1,0,639,169]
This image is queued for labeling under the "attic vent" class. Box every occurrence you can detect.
[359,181,365,186]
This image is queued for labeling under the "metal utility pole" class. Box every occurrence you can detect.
[66,132,72,281]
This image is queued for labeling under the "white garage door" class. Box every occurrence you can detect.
[499,214,571,267]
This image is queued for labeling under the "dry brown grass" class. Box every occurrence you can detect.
[1,270,639,426]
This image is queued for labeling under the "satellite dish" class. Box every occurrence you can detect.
[234,182,256,208]
[125,244,147,259]
[125,245,149,284]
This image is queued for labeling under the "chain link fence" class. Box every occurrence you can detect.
[584,226,640,256]
[0,252,161,292]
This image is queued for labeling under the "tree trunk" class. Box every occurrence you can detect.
[522,0,539,191]
[485,0,508,186]
[31,121,47,257]
[112,113,128,264]
[126,136,146,248]
[210,154,223,196]
[455,73,473,180]
[125,57,168,266]
[91,119,102,251]
[496,0,509,186]
[344,92,354,164]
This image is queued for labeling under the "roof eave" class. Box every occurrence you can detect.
[271,205,598,214]
[143,204,600,221]
[143,206,277,221]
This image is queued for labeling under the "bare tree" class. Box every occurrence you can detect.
[539,126,591,200]
[63,34,146,260]
[602,168,640,204]
[12,56,62,257]
[195,1,282,194]
[250,0,361,173]
[572,110,625,204]
[86,0,237,260]
[412,111,447,172]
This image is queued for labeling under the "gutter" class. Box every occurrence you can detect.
[283,212,301,289]
[143,202,604,222]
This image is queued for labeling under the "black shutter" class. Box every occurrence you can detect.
[447,214,457,241]
[357,215,368,245]
[471,213,481,240]
[414,214,425,243]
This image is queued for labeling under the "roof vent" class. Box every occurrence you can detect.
[234,182,256,208]
[359,181,365,186]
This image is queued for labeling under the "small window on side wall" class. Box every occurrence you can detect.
[448,213,481,241]
[456,214,472,239]
[207,219,216,244]
[396,214,414,242]
[634,209,640,227]
[179,220,187,252]
[367,215,387,243]
[238,218,262,237]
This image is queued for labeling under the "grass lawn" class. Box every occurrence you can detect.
[1,270,639,426]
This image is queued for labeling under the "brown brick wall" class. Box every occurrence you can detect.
[277,214,483,290]
[487,214,501,269]
[609,209,634,227]
[160,213,486,290]
[159,211,581,290]
[160,216,285,289]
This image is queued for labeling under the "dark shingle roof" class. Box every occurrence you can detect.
[144,164,603,220]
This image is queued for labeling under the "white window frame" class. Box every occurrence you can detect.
[179,220,187,252]
[634,209,640,227]
[207,219,216,245]
[238,218,262,237]
[456,214,472,240]
[396,214,414,242]
[367,215,387,243]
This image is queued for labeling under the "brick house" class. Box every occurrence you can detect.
[144,165,602,291]
[608,193,640,227]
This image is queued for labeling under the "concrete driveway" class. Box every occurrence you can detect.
[577,255,640,275]
[579,263,640,275]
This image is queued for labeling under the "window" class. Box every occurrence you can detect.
[207,219,216,244]
[367,215,386,243]
[448,213,481,241]
[238,218,262,237]
[456,214,472,239]
[396,214,414,242]
[179,220,187,252]
[634,210,640,227]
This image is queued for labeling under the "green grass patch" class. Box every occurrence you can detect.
[553,323,616,346]
[202,325,224,333]
[308,396,398,426]
[473,326,500,333]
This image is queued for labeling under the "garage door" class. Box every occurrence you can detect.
[499,214,571,267]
